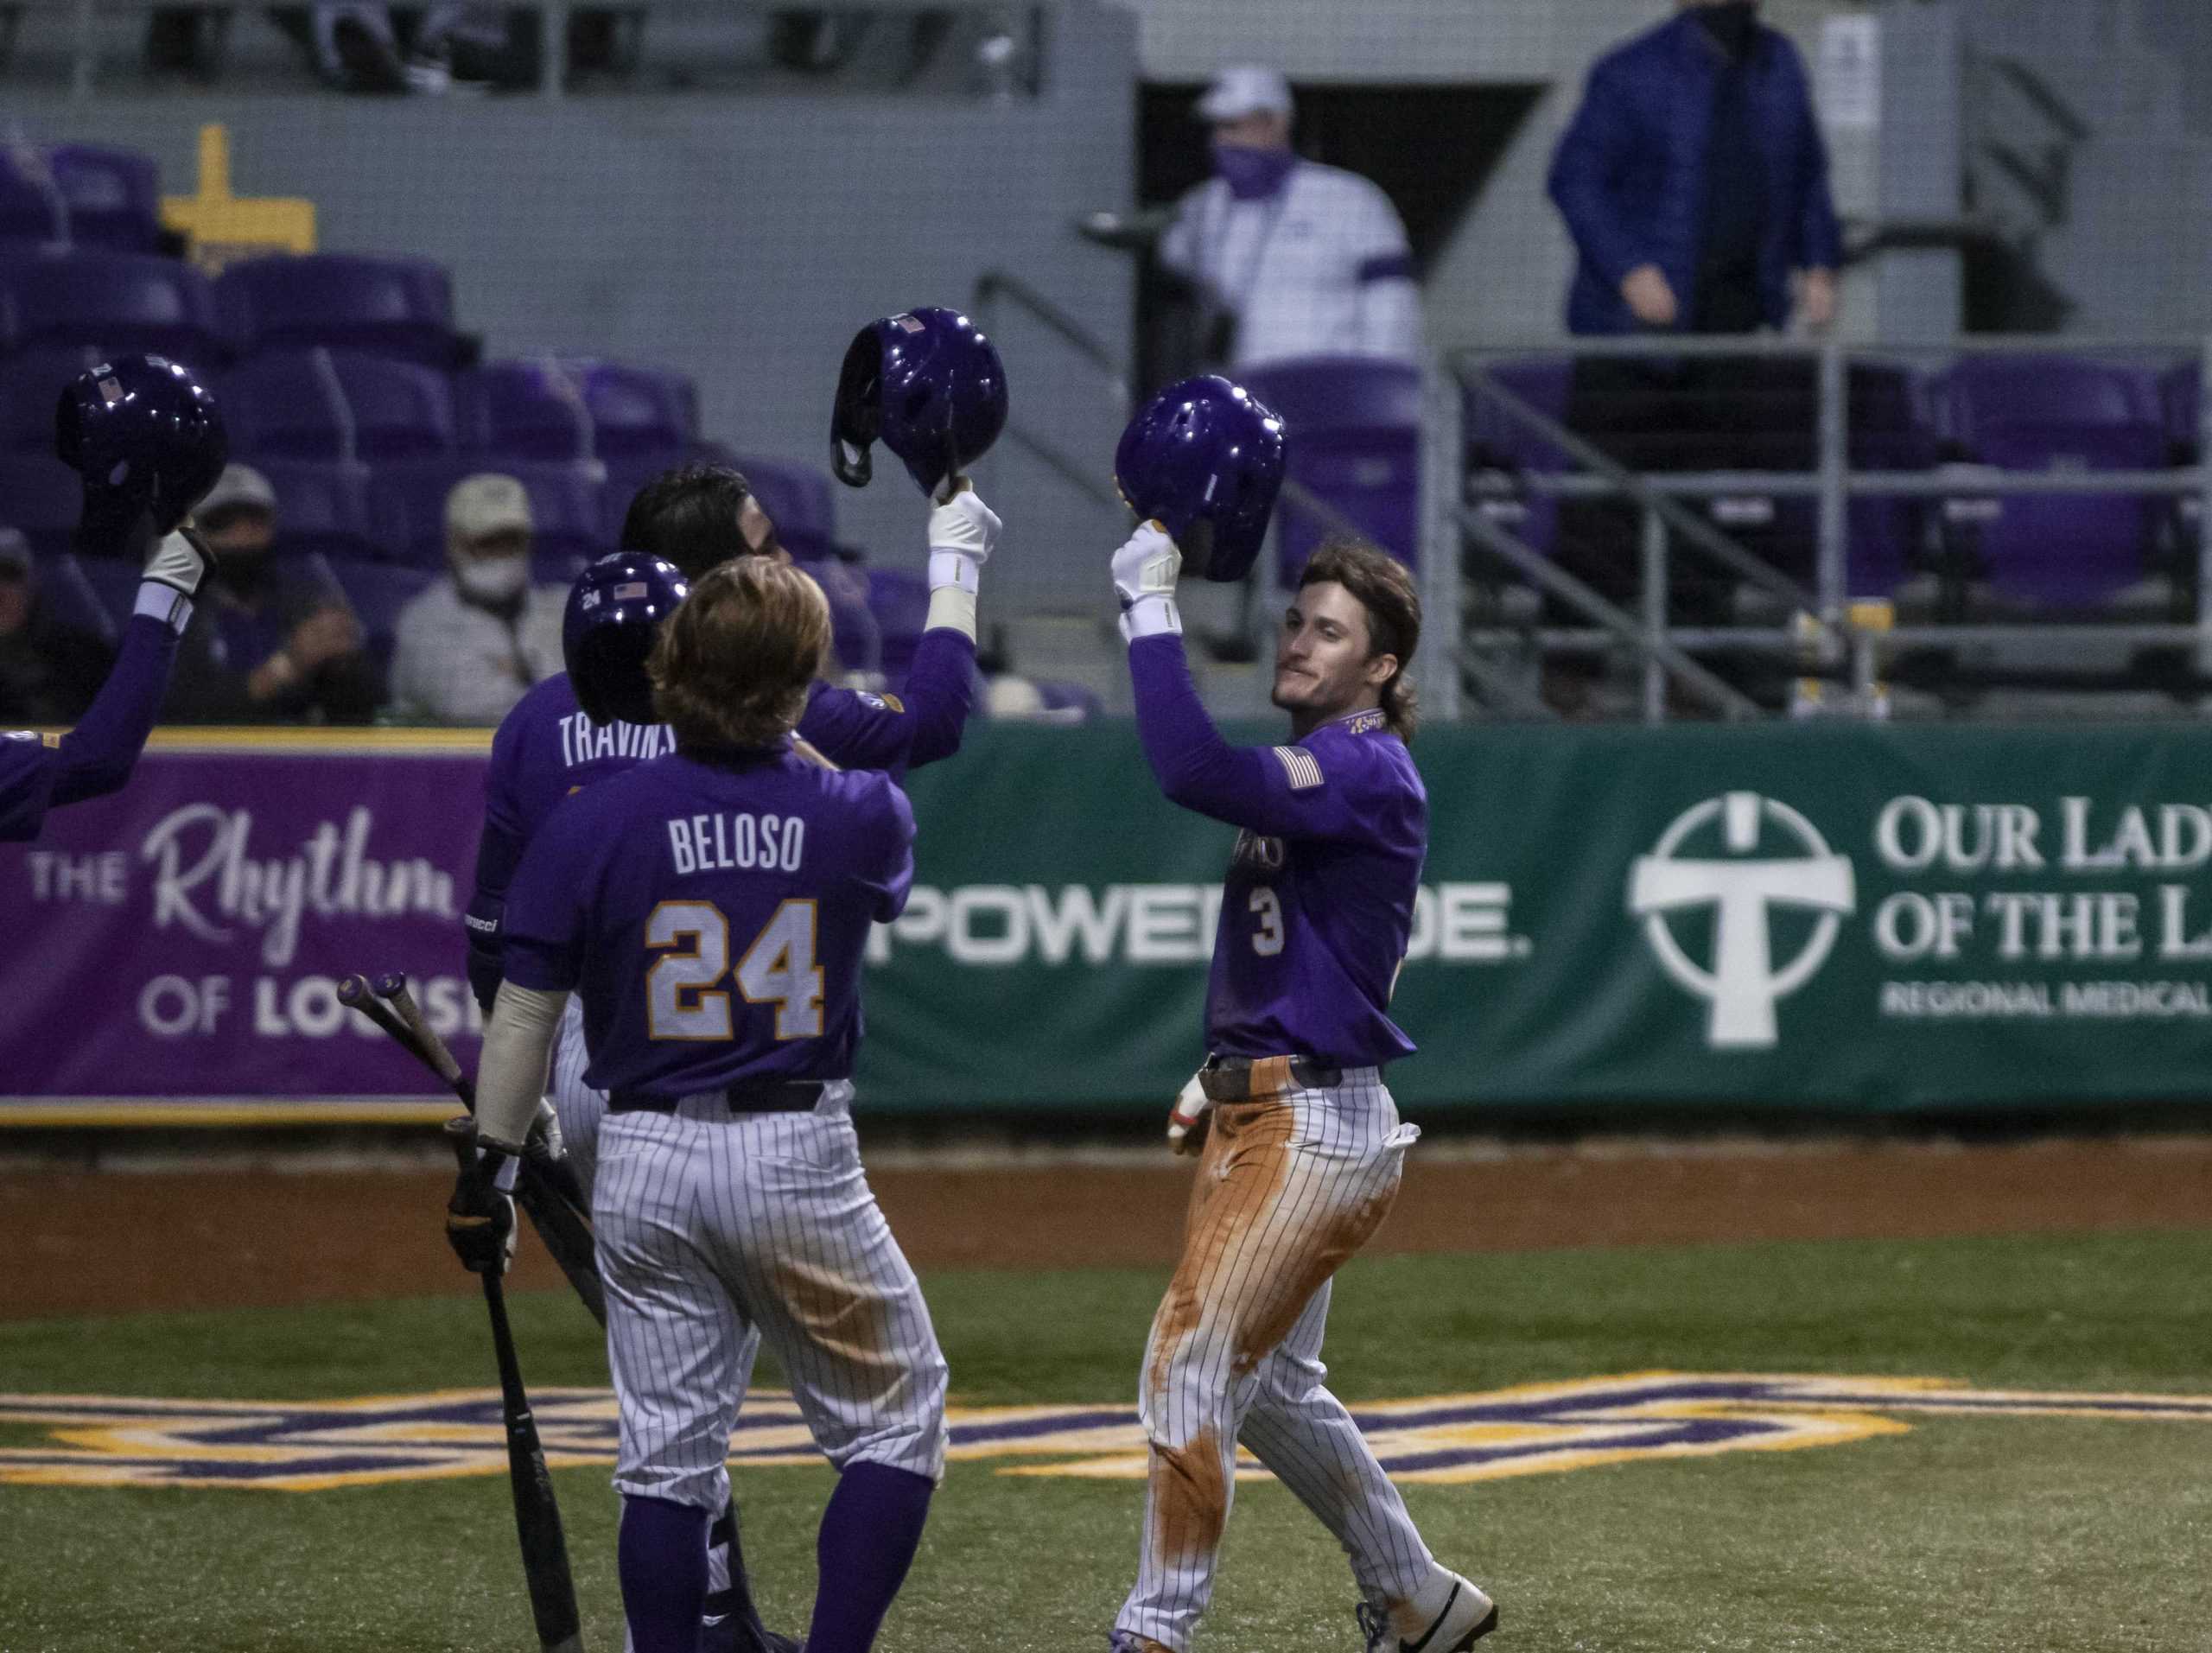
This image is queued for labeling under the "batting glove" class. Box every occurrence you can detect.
[1166,1071,1212,1157]
[140,526,214,601]
[1113,522,1181,641]
[927,482,1000,595]
[445,1154,518,1276]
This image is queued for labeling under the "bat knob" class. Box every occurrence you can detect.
[373,971,408,999]
[336,975,369,1006]
[442,1113,480,1173]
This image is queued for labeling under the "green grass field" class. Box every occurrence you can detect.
[3,1230,2209,1652]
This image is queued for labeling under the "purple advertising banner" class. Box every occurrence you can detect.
[0,733,492,1119]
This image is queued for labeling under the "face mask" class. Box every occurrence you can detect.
[1695,1,1760,56]
[455,554,528,605]
[1211,140,1297,202]
[214,555,271,596]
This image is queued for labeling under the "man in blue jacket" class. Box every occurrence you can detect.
[1548,0,1842,337]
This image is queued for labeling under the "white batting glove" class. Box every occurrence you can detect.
[927,483,1000,595]
[1113,521,1181,641]
[1166,1071,1211,1156]
[141,527,213,599]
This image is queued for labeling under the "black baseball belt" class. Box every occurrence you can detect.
[608,1079,828,1116]
[1198,1054,1342,1103]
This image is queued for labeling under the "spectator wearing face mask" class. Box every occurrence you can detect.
[1157,64,1422,372]
[386,473,565,725]
[162,463,382,725]
[0,529,114,725]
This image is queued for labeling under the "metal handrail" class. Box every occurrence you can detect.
[973,270,1129,408]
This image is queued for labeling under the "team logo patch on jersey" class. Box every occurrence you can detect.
[855,691,906,714]
[1344,709,1388,736]
[1272,747,1323,791]
[2,1374,2204,1491]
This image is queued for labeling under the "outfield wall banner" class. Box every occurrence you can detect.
[6,723,2212,1117]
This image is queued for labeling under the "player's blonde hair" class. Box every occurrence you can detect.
[648,557,830,750]
[1299,537,1421,741]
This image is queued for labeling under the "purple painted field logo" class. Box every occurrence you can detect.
[0,1373,2205,1492]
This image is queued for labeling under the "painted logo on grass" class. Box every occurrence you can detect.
[0,1373,2207,1492]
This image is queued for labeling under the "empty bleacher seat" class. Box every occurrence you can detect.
[0,147,62,246]
[0,248,225,367]
[1935,356,2172,607]
[575,360,697,458]
[28,551,116,646]
[0,346,102,452]
[735,455,839,561]
[1243,356,1421,582]
[48,147,164,254]
[216,254,459,368]
[254,459,378,560]
[1464,357,1574,562]
[0,453,83,556]
[223,350,458,463]
[458,359,594,462]
[861,565,930,679]
[327,556,436,682]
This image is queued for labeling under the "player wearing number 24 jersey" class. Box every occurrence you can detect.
[464,557,944,1653]
[1107,530,1497,1653]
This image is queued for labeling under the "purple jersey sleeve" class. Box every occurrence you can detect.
[0,599,187,843]
[463,704,533,1013]
[797,626,976,776]
[1128,633,1395,842]
[858,776,918,925]
[499,796,595,995]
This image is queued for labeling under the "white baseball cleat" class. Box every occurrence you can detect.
[1357,1573,1498,1653]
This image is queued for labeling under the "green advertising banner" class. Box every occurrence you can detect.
[862,722,2212,1115]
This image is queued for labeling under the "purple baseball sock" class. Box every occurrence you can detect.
[620,1494,712,1653]
[804,1461,936,1653]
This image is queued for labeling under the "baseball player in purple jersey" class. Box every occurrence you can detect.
[458,465,989,1653]
[1106,530,1498,1653]
[446,557,944,1653]
[0,530,211,843]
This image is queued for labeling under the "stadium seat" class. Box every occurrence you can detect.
[1464,356,1573,563]
[367,458,607,569]
[0,248,225,367]
[1243,356,1422,582]
[791,553,879,675]
[861,564,930,679]
[0,148,63,246]
[574,359,697,459]
[327,556,437,681]
[0,452,82,556]
[48,146,164,254]
[0,346,103,452]
[215,253,459,368]
[1034,680,1103,722]
[457,359,594,462]
[734,455,840,561]
[1935,357,2171,607]
[255,458,378,560]
[28,551,116,645]
[225,350,457,464]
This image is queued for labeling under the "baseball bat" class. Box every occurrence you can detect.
[447,1119,586,1653]
[358,971,606,1325]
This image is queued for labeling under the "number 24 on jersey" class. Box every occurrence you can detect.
[645,899,824,1041]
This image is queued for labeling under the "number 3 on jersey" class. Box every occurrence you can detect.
[646,899,824,1041]
[1250,887,1285,956]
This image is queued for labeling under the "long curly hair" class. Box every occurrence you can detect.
[1297,537,1421,741]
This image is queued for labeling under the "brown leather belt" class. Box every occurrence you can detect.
[608,1080,826,1116]
[1198,1055,1341,1103]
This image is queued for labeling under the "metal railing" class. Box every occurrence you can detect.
[1446,334,2212,723]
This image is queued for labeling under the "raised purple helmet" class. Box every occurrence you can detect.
[54,353,226,556]
[1114,375,1287,582]
[831,307,1008,497]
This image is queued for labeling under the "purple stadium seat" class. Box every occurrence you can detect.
[48,146,163,253]
[327,556,436,677]
[1243,358,1422,583]
[1938,359,2172,607]
[861,565,930,679]
[216,253,457,367]
[0,146,63,246]
[0,453,83,556]
[575,360,696,459]
[0,346,102,453]
[255,459,377,559]
[28,551,116,645]
[1462,357,1573,563]
[1034,680,1103,722]
[458,359,594,462]
[788,553,876,674]
[226,352,457,465]
[734,455,839,561]
[368,459,607,569]
[0,249,224,367]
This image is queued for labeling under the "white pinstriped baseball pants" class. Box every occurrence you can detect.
[594,1090,950,1514]
[1114,1068,1445,1653]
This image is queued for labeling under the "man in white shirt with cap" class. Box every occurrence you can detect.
[1160,65,1423,371]
[387,472,567,725]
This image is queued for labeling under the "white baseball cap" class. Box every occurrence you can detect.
[445,472,534,542]
[1197,65,1293,124]
[197,462,277,520]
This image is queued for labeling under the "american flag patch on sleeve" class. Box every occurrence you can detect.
[1272,746,1324,791]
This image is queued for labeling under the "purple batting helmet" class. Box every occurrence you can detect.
[1113,374,1287,582]
[563,550,690,727]
[831,307,1008,498]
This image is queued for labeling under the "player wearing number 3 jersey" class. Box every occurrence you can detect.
[475,557,944,1653]
[1108,531,1497,1653]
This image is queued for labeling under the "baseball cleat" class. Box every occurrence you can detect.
[1357,1574,1497,1653]
[1108,1634,1177,1653]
